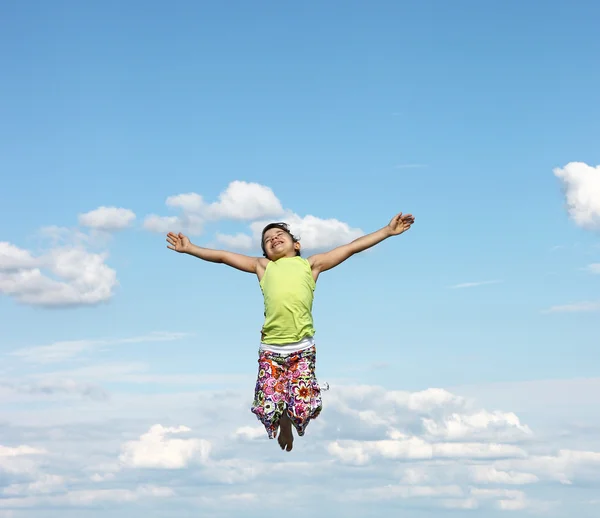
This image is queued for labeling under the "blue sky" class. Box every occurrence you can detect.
[1,1,599,517]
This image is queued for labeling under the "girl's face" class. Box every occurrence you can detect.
[263,228,299,259]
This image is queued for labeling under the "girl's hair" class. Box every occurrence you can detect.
[261,222,301,257]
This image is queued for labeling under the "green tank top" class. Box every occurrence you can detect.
[259,256,316,344]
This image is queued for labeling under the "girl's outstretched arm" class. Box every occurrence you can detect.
[167,232,259,274]
[309,212,414,274]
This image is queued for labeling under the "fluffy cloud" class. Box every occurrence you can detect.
[0,444,46,478]
[494,449,600,486]
[203,181,284,220]
[1,363,599,516]
[0,242,38,271]
[328,437,526,464]
[144,181,284,236]
[163,183,285,222]
[166,193,205,213]
[469,466,539,485]
[422,410,532,440]
[0,242,117,307]
[250,213,364,251]
[119,425,211,470]
[553,162,600,230]
[78,207,136,231]
[144,181,364,250]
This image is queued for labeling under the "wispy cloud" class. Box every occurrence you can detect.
[9,331,190,363]
[31,362,248,386]
[449,280,502,289]
[0,379,108,401]
[584,263,600,274]
[542,302,600,314]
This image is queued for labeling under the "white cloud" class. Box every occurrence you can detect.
[10,331,188,363]
[327,441,371,465]
[166,192,205,212]
[143,213,204,235]
[143,193,207,235]
[0,379,108,401]
[497,498,528,511]
[328,438,526,464]
[553,162,600,230]
[0,444,46,477]
[222,493,259,503]
[585,263,600,274]
[144,181,364,251]
[142,214,180,233]
[493,449,600,486]
[204,181,284,220]
[250,213,364,251]
[119,424,211,469]
[215,232,253,250]
[442,497,479,509]
[37,225,91,247]
[0,243,117,307]
[469,466,539,485]
[90,472,115,482]
[69,485,174,504]
[0,242,38,271]
[1,376,599,515]
[543,301,600,313]
[400,467,430,484]
[468,487,545,512]
[471,488,525,500]
[347,484,464,501]
[386,387,465,412]
[144,181,284,236]
[449,280,502,289]
[3,474,65,496]
[78,206,136,231]
[234,426,268,441]
[0,445,46,457]
[422,410,532,440]
[4,485,176,508]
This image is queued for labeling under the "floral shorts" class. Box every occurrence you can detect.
[251,345,322,439]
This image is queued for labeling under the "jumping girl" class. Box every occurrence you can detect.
[166,211,415,451]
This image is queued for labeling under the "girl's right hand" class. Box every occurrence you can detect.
[166,232,191,253]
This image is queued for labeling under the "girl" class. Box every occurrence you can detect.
[166,211,415,451]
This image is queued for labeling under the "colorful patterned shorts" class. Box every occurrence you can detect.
[251,345,323,439]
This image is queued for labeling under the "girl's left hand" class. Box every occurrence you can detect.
[387,212,415,235]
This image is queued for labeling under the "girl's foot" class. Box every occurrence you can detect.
[277,413,294,452]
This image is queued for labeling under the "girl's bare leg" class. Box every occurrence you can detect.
[277,413,294,452]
